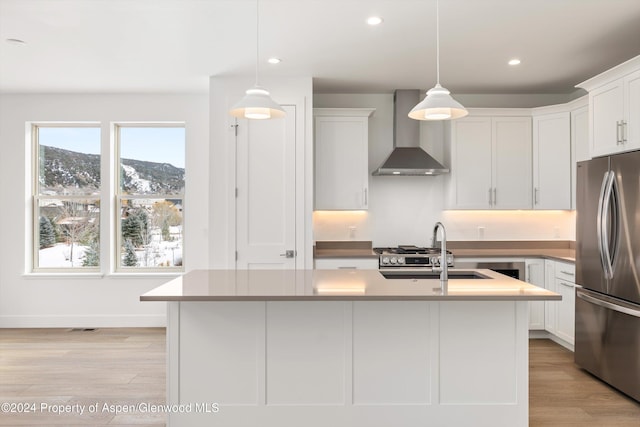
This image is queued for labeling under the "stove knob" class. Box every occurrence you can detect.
[382,257,390,265]
[398,257,405,264]
[390,256,397,264]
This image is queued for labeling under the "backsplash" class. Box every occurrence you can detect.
[313,210,576,246]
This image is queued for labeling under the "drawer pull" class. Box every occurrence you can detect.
[559,270,574,276]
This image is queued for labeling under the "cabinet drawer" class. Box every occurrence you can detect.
[314,258,378,270]
[555,262,576,282]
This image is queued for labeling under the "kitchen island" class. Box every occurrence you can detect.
[141,269,560,427]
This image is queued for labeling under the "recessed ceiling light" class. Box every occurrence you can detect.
[267,57,281,64]
[367,16,383,26]
[508,58,521,66]
[5,38,26,45]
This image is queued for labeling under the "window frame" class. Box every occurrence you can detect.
[114,123,185,272]
[31,122,102,273]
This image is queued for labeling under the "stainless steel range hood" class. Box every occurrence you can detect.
[372,90,449,176]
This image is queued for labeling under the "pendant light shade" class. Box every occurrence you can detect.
[230,86,285,119]
[409,0,467,121]
[408,84,468,120]
[229,0,285,120]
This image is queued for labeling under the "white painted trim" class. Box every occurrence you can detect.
[313,108,376,117]
[530,95,589,116]
[0,314,166,328]
[465,107,533,116]
[577,54,640,91]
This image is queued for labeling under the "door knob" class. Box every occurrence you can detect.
[280,250,296,258]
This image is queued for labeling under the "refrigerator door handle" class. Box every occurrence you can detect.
[597,171,613,279]
[602,170,619,279]
[577,289,640,319]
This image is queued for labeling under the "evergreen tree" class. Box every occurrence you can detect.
[39,216,56,248]
[82,239,100,267]
[122,208,149,247]
[123,239,138,267]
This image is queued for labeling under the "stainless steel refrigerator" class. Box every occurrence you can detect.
[575,150,640,402]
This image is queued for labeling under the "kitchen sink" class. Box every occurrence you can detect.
[380,270,489,280]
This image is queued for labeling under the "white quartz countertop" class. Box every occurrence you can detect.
[140,269,561,302]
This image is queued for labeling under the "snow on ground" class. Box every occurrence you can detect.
[38,243,88,268]
[38,228,183,269]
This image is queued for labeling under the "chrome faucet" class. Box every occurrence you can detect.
[431,221,448,294]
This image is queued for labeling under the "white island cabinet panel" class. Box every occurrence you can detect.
[352,301,431,404]
[167,300,529,427]
[179,302,263,405]
[146,269,559,427]
[266,302,347,405]
[440,301,519,404]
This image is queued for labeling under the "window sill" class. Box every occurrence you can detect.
[23,272,183,279]
[23,272,105,279]
[107,272,182,279]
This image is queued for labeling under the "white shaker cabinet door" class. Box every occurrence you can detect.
[314,109,374,210]
[624,69,640,152]
[532,112,571,210]
[449,117,493,209]
[525,258,545,330]
[492,117,532,209]
[590,79,624,157]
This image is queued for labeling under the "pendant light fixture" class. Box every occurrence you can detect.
[229,0,285,120]
[409,0,467,121]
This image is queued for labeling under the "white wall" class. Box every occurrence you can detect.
[312,93,576,246]
[0,93,209,327]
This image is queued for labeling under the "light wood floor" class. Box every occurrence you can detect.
[529,338,640,426]
[1,329,639,426]
[0,328,166,426]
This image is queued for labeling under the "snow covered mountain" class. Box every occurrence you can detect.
[41,145,184,194]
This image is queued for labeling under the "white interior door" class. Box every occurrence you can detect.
[236,105,296,269]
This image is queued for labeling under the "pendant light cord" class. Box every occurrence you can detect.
[255,0,260,86]
[435,0,440,85]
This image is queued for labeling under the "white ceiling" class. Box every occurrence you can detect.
[1,0,640,95]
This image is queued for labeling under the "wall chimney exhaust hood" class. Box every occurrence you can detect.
[372,90,449,176]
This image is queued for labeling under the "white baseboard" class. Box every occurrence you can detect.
[0,314,166,328]
[528,330,574,352]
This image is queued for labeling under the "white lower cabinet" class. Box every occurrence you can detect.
[525,259,545,330]
[545,260,576,347]
[544,260,557,335]
[314,258,378,270]
[555,278,576,345]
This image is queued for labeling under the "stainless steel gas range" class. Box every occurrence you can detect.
[373,245,454,269]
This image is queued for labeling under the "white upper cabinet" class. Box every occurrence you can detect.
[590,79,625,156]
[577,55,640,157]
[449,117,493,209]
[314,108,375,210]
[449,114,532,210]
[532,112,571,209]
[571,103,589,209]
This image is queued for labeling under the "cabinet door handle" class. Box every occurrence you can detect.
[559,270,575,276]
[488,188,493,206]
[338,266,357,269]
[558,281,574,288]
[616,121,622,144]
[622,120,628,143]
[363,188,368,206]
[493,188,497,205]
[534,188,539,205]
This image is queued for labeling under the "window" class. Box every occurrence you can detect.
[31,123,185,273]
[33,125,101,271]
[116,125,185,271]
